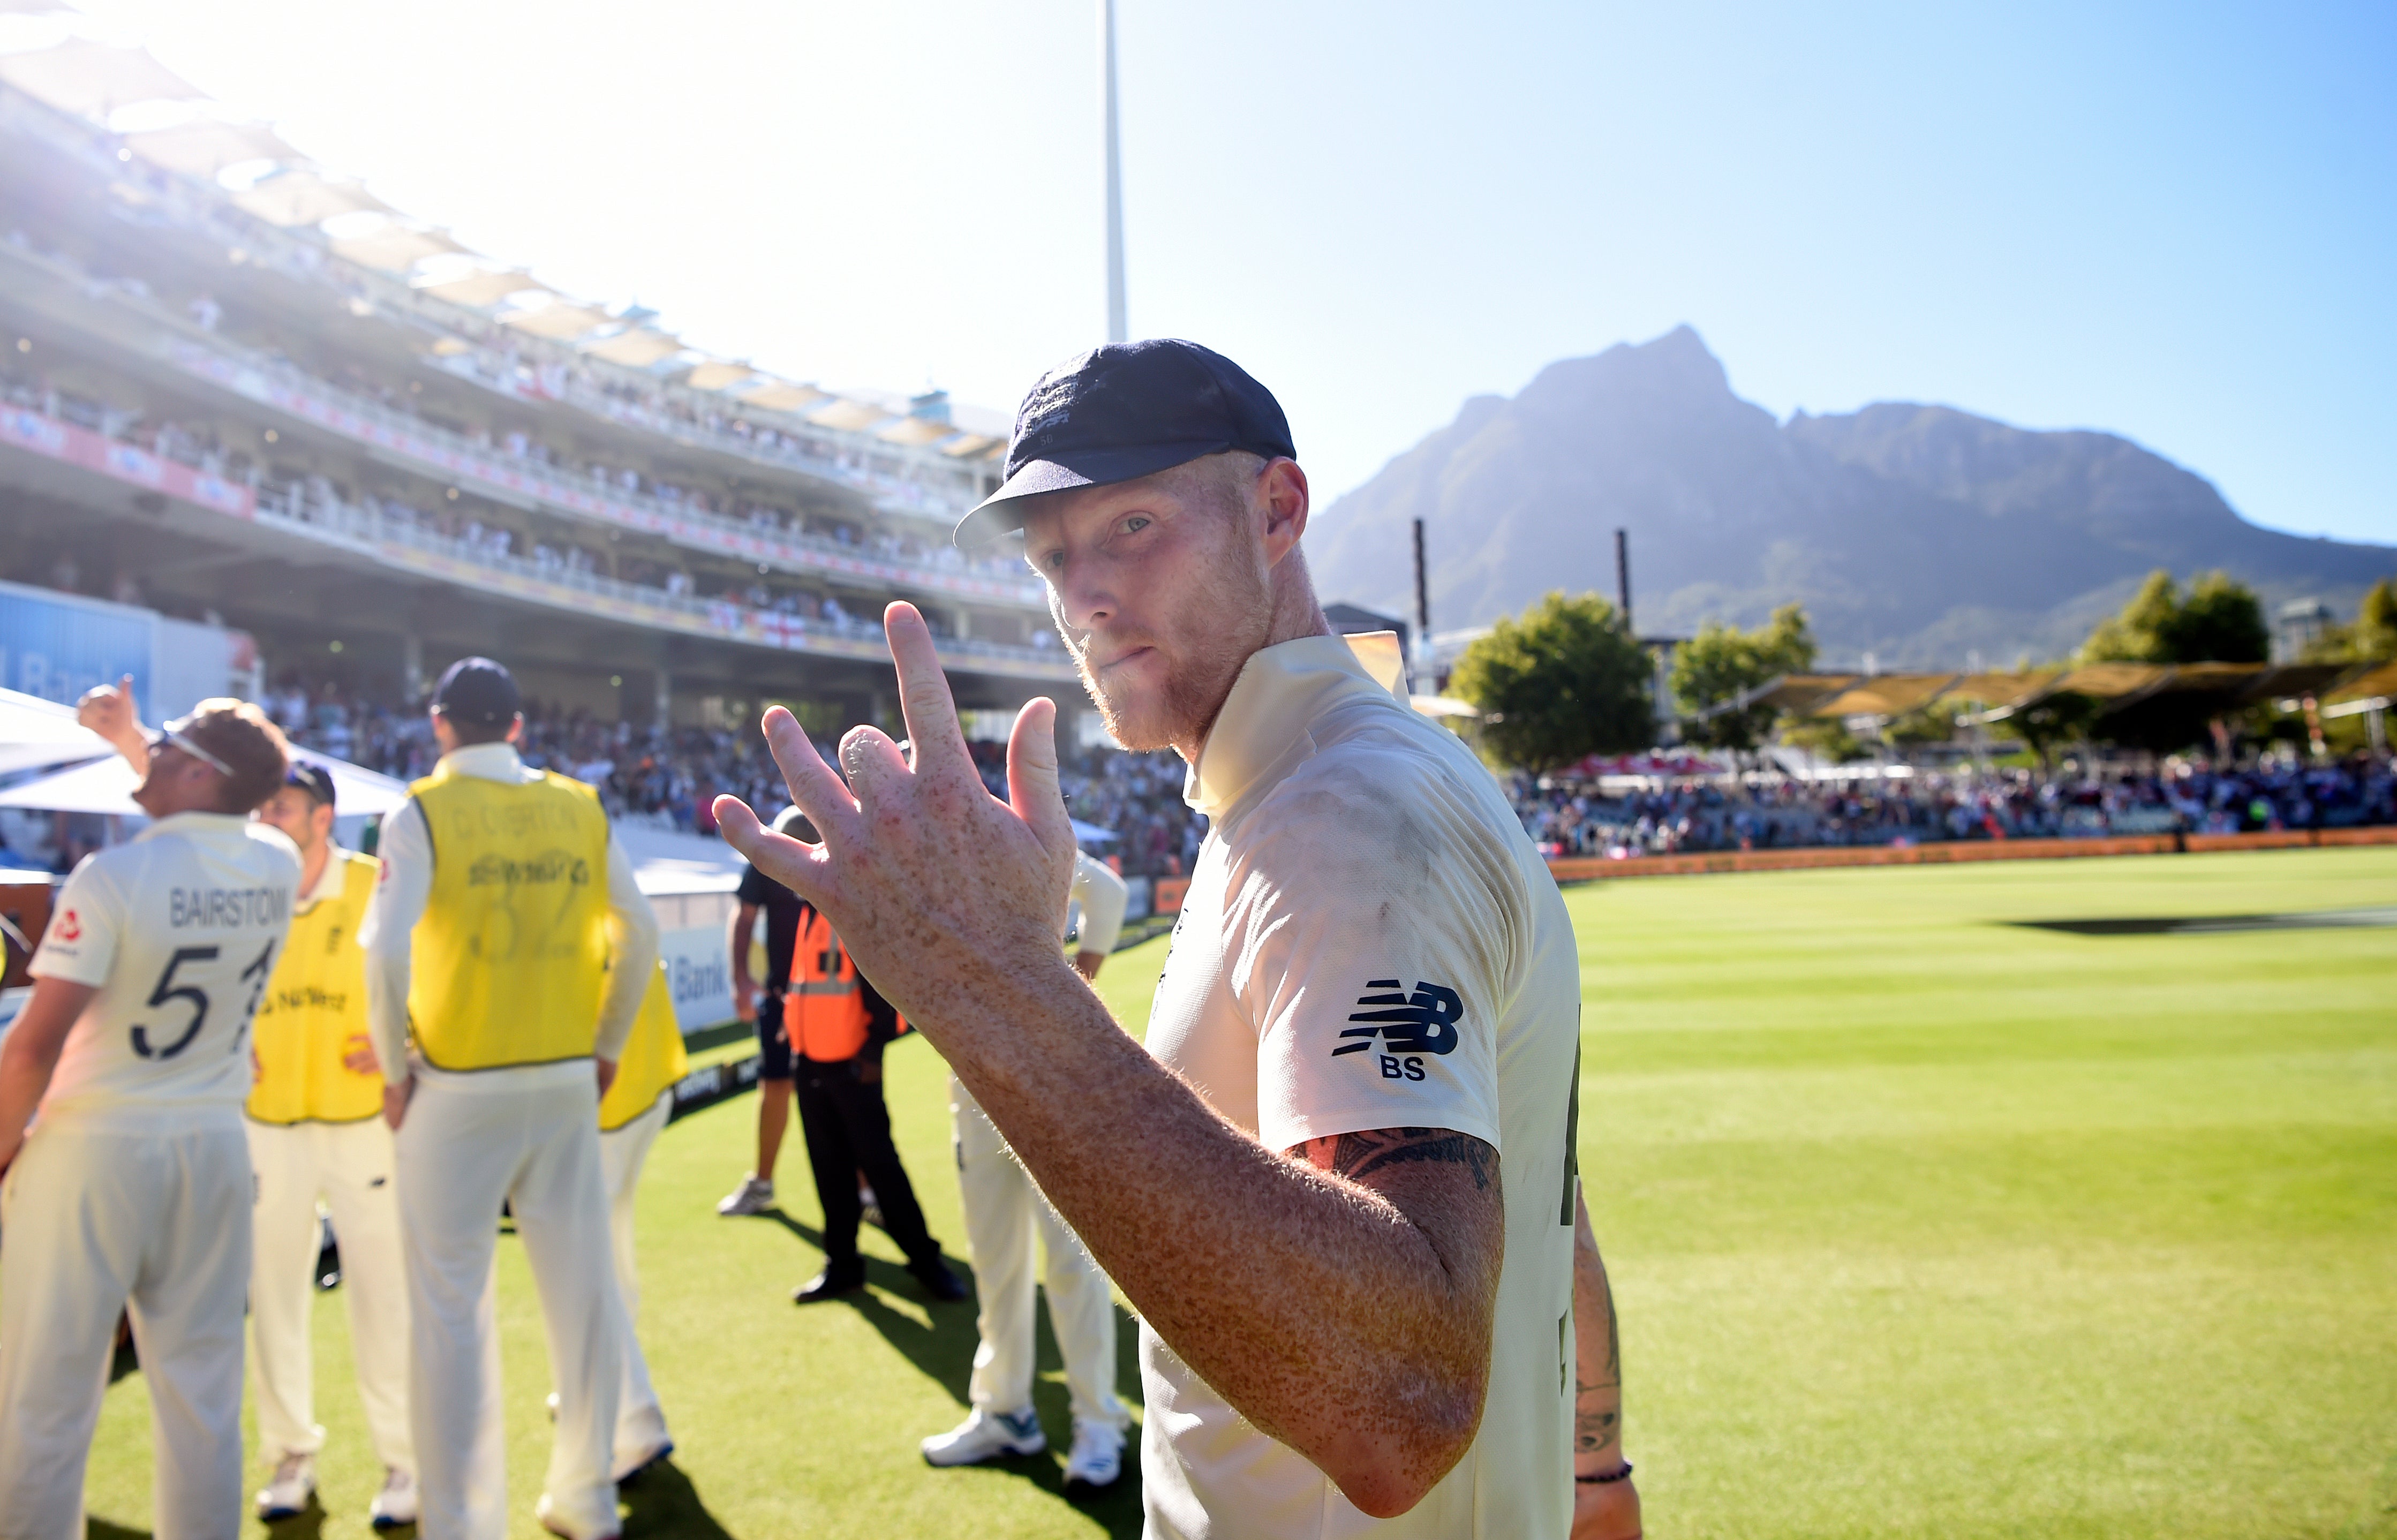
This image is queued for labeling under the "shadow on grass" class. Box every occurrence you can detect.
[621,1456,735,1539]
[87,1522,150,1540]
[759,1208,1149,1538]
[259,1497,329,1539]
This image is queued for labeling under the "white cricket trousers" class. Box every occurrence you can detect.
[245,1116,414,1475]
[396,1062,621,1540]
[597,1090,672,1474]
[950,1076,1128,1429]
[0,1113,250,1540]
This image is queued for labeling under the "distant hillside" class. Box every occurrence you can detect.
[1306,327,2395,666]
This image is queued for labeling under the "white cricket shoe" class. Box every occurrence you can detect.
[535,1490,621,1540]
[920,1406,1045,1467]
[1064,1417,1126,1488]
[368,1467,418,1530]
[717,1174,774,1216]
[255,1451,315,1521]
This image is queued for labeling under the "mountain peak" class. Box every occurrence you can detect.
[1307,338,2394,665]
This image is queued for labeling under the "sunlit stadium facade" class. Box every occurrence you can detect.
[0,46,1073,731]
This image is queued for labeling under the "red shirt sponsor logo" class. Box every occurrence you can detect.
[52,909,81,942]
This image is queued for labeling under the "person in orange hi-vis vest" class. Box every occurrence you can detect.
[776,810,964,1305]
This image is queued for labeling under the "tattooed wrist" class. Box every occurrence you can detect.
[1574,1398,1621,1454]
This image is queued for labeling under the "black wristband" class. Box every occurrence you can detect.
[1575,1461,1634,1485]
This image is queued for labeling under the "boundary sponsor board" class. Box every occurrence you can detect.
[657,924,736,1036]
[0,577,252,719]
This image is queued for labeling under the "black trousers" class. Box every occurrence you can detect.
[793,1055,940,1273]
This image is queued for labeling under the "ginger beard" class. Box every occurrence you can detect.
[1058,484,1275,756]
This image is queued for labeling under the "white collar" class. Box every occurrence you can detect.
[1183,633,1406,821]
[297,846,351,908]
[437,742,527,780]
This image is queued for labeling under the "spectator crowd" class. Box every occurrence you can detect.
[1512,756,2397,858]
[253,679,1210,879]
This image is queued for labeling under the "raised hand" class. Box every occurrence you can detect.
[712,603,1080,1041]
[77,674,149,767]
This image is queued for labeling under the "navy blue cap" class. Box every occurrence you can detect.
[430,656,521,726]
[953,339,1295,548]
[284,759,337,809]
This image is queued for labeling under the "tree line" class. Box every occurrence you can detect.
[1446,572,2396,773]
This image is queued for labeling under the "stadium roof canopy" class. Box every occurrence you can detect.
[330,220,469,274]
[736,379,832,413]
[1699,662,2373,726]
[2326,659,2397,707]
[682,360,756,391]
[580,327,684,367]
[875,416,956,447]
[0,32,1017,471]
[412,266,544,307]
[1942,671,2061,705]
[232,167,392,226]
[501,299,612,341]
[123,116,300,179]
[0,39,201,118]
[1813,674,1964,719]
[806,398,892,433]
[2026,661,2351,713]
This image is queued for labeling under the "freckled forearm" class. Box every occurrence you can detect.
[932,956,1497,1500]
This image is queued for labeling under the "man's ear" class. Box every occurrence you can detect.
[1259,458,1311,565]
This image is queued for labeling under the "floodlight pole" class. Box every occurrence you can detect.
[1614,527,1633,634]
[1102,0,1127,344]
[1412,517,1430,693]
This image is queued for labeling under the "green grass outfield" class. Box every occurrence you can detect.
[73,847,2397,1538]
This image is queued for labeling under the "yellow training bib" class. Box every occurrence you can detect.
[248,850,381,1124]
[405,765,613,1071]
[599,960,689,1131]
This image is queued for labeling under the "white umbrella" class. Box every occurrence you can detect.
[0,744,410,817]
[0,687,112,776]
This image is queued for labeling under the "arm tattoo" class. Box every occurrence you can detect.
[1292,1126,1496,1192]
[1575,1272,1623,1455]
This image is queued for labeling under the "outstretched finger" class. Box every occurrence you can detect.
[758,706,858,843]
[714,795,834,908]
[1007,697,1076,865]
[881,603,970,777]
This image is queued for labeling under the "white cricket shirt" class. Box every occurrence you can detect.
[1069,850,1129,956]
[29,812,301,1131]
[1139,634,1583,1540]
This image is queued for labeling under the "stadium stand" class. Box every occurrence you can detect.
[0,44,1076,753]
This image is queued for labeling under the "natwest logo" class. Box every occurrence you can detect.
[1334,978,1463,1081]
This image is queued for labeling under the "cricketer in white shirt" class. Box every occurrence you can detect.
[932,852,1136,1464]
[1137,633,1583,1539]
[0,812,300,1540]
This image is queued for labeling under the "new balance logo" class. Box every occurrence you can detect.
[1336,978,1464,1079]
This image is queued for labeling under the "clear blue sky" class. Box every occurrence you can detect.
[54,0,2397,546]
